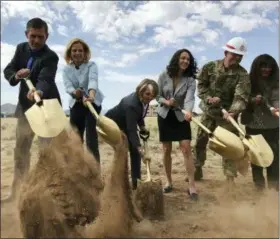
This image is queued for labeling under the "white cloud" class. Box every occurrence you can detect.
[198,56,208,68]
[233,1,278,16]
[114,53,139,68]
[102,70,159,83]
[221,14,272,33]
[57,25,68,37]
[201,29,220,45]
[49,44,66,69]
[220,1,238,9]
[1,1,58,33]
[1,42,16,81]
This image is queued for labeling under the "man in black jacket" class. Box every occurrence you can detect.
[2,17,62,202]
[105,79,158,189]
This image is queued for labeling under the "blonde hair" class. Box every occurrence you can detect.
[135,78,159,99]
[64,38,91,64]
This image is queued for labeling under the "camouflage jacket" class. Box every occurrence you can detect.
[197,59,251,119]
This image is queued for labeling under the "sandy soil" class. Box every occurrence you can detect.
[1,117,278,238]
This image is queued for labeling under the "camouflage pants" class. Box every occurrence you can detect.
[194,113,239,177]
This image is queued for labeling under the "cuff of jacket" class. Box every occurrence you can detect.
[156,96,166,104]
[8,73,19,86]
[183,104,194,112]
[37,90,44,98]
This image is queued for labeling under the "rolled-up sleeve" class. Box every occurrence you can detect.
[183,78,196,112]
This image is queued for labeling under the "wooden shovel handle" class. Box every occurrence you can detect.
[81,90,99,120]
[221,109,246,137]
[24,78,42,103]
[146,160,151,181]
[181,109,212,134]
[85,101,99,119]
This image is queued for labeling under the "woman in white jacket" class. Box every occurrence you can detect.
[63,38,104,164]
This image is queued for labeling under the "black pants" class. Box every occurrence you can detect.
[70,101,101,162]
[128,141,141,189]
[246,127,279,190]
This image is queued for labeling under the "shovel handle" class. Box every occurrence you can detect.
[81,90,99,120]
[24,78,42,103]
[85,101,99,119]
[181,109,212,135]
[221,109,246,137]
[146,161,151,181]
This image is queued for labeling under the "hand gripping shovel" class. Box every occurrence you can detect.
[221,108,274,167]
[266,103,279,117]
[179,109,245,159]
[82,91,122,147]
[258,95,279,118]
[24,78,68,138]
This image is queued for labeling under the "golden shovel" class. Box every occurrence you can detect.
[180,109,245,159]
[222,108,274,167]
[82,92,122,147]
[23,78,68,138]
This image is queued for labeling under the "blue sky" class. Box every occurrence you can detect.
[1,1,279,113]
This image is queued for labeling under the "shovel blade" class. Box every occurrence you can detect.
[245,135,274,167]
[96,126,121,147]
[97,115,122,146]
[212,126,245,159]
[25,99,68,138]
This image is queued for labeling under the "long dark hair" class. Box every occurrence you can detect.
[250,54,279,95]
[166,49,198,79]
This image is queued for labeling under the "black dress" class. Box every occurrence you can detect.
[157,109,192,142]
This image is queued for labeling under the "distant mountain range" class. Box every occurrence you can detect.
[0,103,107,116]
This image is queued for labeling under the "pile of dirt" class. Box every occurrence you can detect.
[135,179,164,221]
[18,129,103,238]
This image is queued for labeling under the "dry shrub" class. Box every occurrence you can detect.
[18,128,103,238]
[85,132,143,238]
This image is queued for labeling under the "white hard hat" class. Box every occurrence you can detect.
[222,37,247,55]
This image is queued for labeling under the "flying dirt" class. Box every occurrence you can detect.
[18,129,104,238]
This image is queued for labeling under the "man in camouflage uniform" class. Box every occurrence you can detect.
[194,37,251,185]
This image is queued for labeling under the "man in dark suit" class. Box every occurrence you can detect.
[105,79,158,189]
[2,17,62,202]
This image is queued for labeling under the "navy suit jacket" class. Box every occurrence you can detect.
[105,92,148,149]
[3,42,62,117]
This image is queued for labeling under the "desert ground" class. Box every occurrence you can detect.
[1,117,279,238]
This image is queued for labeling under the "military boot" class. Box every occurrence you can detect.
[194,167,203,181]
